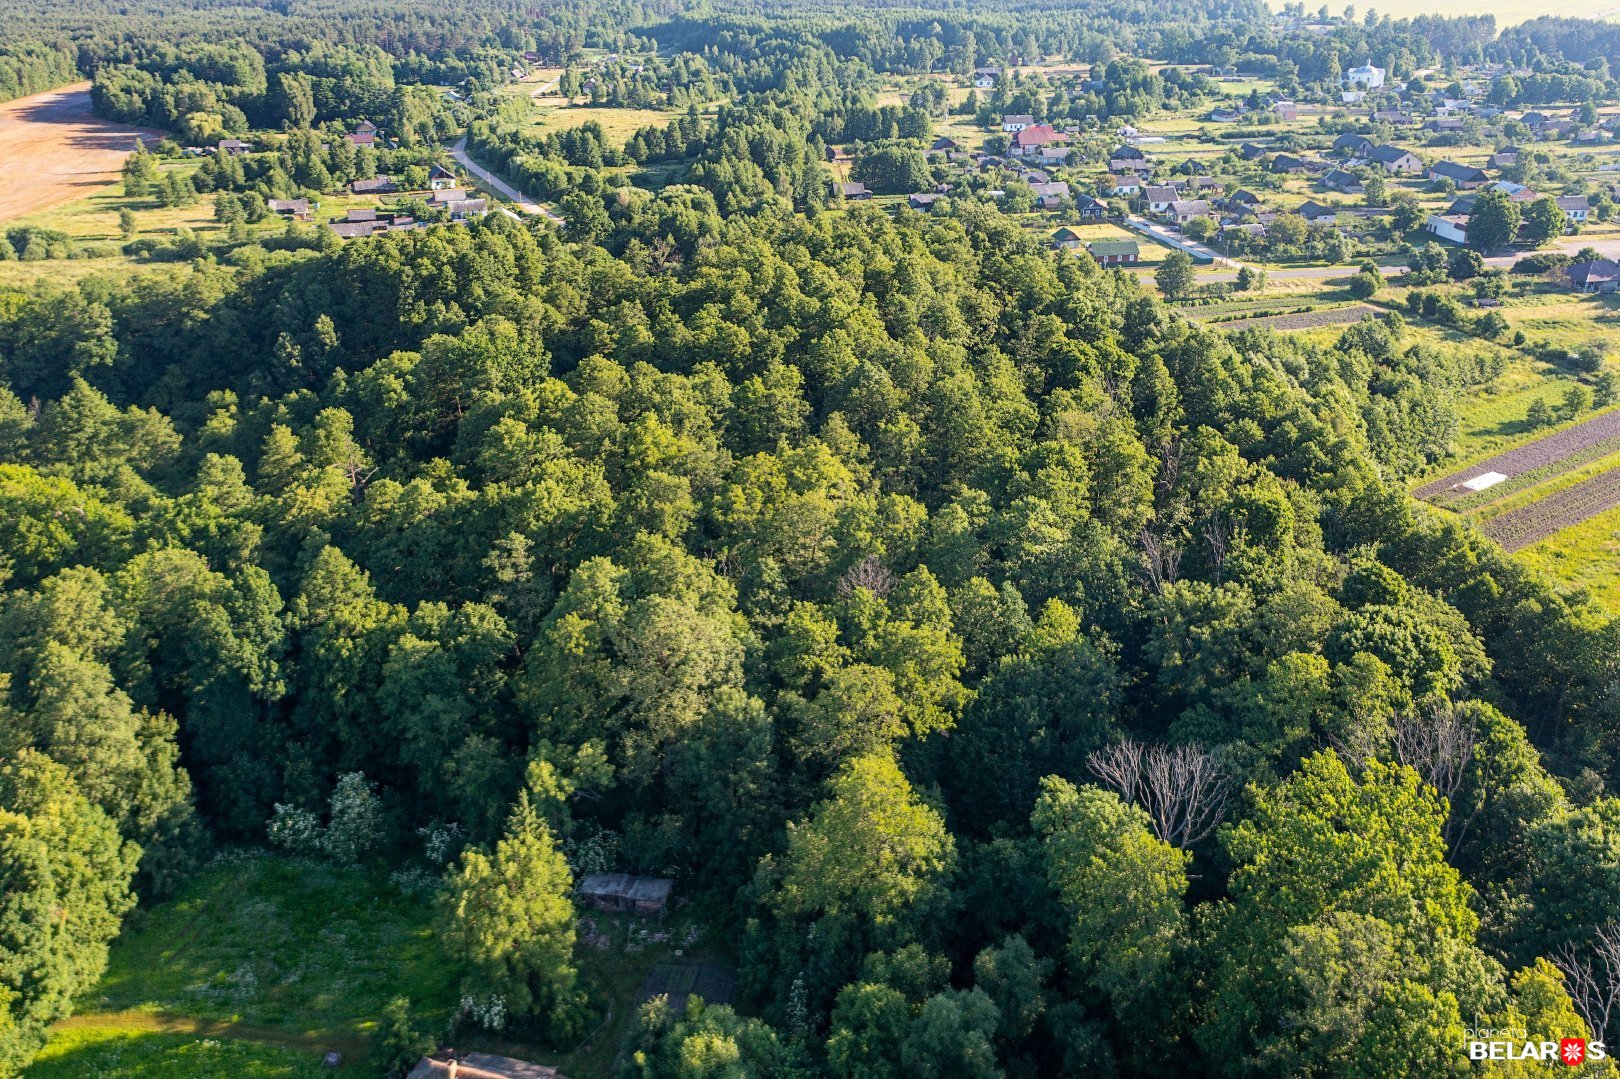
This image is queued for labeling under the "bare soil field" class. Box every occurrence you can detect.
[1481,470,1620,552]
[1414,409,1620,501]
[0,83,160,224]
[1214,304,1380,332]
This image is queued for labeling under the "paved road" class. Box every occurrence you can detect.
[1124,215,1240,266]
[450,137,564,224]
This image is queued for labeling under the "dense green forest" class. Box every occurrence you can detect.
[10,0,1620,1075]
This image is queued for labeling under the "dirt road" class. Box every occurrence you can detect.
[0,82,160,223]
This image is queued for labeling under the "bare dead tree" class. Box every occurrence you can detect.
[1202,513,1231,584]
[1553,924,1620,1045]
[1089,740,1232,848]
[836,554,894,599]
[1390,704,1480,853]
[1137,528,1183,591]
[1087,741,1145,809]
[342,452,379,503]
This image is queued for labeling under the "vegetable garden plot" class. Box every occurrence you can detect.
[1480,468,1620,552]
[1415,408,1620,501]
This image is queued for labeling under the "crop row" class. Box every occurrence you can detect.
[1416,408,1620,501]
[1480,468,1620,552]
[1214,304,1380,332]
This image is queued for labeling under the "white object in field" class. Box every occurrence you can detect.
[1461,471,1507,492]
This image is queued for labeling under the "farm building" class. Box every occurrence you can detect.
[577,873,675,915]
[408,1053,562,1079]
[268,199,312,220]
[838,181,873,200]
[351,176,397,194]
[1052,226,1085,249]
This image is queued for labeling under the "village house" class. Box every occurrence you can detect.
[838,181,873,200]
[1556,195,1591,225]
[1166,199,1214,225]
[1273,100,1299,121]
[1001,113,1036,132]
[1332,133,1375,157]
[1145,185,1179,215]
[1074,193,1109,220]
[1011,126,1066,157]
[1296,199,1338,223]
[1108,174,1143,197]
[1271,153,1310,175]
[1209,106,1246,123]
[1226,189,1262,210]
[1320,168,1364,194]
[1425,116,1465,133]
[346,121,379,147]
[929,136,959,153]
[1425,212,1470,244]
[1086,239,1140,266]
[1488,145,1522,168]
[907,192,944,211]
[577,873,675,915]
[217,138,252,155]
[1028,181,1071,210]
[1372,109,1414,125]
[1108,144,1151,173]
[1428,160,1488,188]
[428,164,459,190]
[1369,144,1423,175]
[1237,142,1268,161]
[328,208,418,239]
[1566,259,1620,293]
[973,67,999,88]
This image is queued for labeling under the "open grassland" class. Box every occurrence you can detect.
[37,852,731,1079]
[80,854,459,1057]
[0,83,161,224]
[1517,503,1620,607]
[23,1023,326,1079]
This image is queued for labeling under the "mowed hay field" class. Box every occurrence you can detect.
[0,83,161,224]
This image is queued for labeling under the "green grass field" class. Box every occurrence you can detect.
[81,853,459,1054]
[1516,500,1620,608]
[24,1024,327,1079]
[27,852,730,1079]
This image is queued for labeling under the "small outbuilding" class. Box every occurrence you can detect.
[577,873,675,915]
